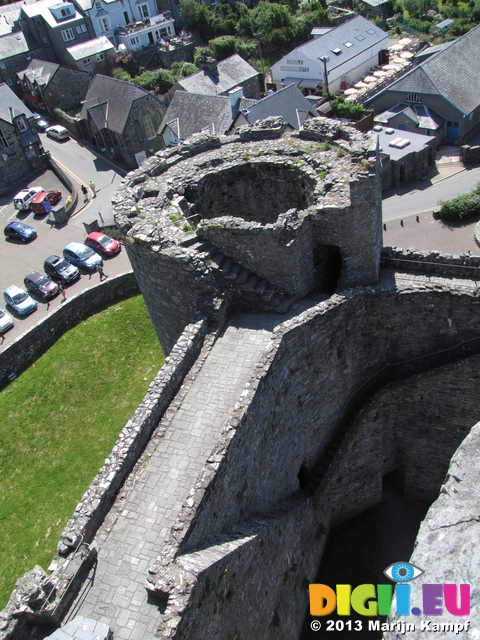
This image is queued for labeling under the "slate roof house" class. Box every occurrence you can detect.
[81,75,166,168]
[0,31,45,89]
[365,24,480,143]
[169,54,262,103]
[374,102,443,146]
[270,15,389,95]
[231,83,318,131]
[159,87,255,147]
[65,35,115,75]
[17,58,90,115]
[0,82,48,195]
[19,0,94,66]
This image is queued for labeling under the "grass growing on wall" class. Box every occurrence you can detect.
[0,294,164,609]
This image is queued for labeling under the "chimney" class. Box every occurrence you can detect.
[197,53,218,77]
[228,85,244,109]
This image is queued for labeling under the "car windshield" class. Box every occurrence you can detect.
[76,245,94,259]
[99,236,113,247]
[36,276,51,287]
[57,260,71,271]
[16,223,28,231]
[0,310,4,318]
[12,292,28,304]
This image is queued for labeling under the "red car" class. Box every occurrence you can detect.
[31,190,62,215]
[85,231,121,257]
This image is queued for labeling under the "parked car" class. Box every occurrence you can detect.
[44,255,80,285]
[0,309,14,333]
[31,190,62,215]
[24,272,59,299]
[13,186,44,210]
[32,112,49,131]
[45,125,70,141]
[3,285,37,316]
[63,241,103,272]
[85,231,121,257]
[4,221,37,242]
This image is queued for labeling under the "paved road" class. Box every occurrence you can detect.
[383,165,480,221]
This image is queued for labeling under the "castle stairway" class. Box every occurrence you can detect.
[187,238,298,314]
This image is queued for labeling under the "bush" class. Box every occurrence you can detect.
[209,35,237,60]
[113,68,132,82]
[438,184,480,221]
[133,69,175,94]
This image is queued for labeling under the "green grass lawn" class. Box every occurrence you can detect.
[0,294,164,609]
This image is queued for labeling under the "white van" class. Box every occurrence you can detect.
[13,187,44,210]
[45,125,70,141]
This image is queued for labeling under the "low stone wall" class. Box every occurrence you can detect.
[381,246,480,280]
[0,272,139,388]
[461,143,480,165]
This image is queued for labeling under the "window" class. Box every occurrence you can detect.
[95,1,101,7]
[0,128,8,149]
[62,28,75,42]
[0,61,5,70]
[367,28,376,34]
[144,114,156,140]
[130,36,139,44]
[344,41,353,48]
[134,120,144,142]
[96,53,105,62]
[16,117,27,132]
[405,93,422,103]
[60,7,71,17]
[76,24,87,34]
[6,78,13,86]
[42,37,50,46]
[139,4,149,18]
[355,34,365,41]
[34,16,42,26]
[100,16,110,31]
[83,57,92,65]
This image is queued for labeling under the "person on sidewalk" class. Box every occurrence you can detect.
[97,263,107,281]
[89,181,96,198]
[59,284,67,302]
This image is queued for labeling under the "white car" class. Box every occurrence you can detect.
[46,125,70,141]
[13,186,44,211]
[0,309,14,333]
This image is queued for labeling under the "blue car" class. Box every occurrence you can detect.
[4,221,37,243]
[4,285,37,316]
[63,241,103,272]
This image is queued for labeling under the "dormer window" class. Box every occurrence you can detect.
[95,1,101,8]
[332,48,342,55]
[16,117,27,132]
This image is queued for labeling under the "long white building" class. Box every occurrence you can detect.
[270,15,389,95]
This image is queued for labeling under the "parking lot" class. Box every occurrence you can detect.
[0,168,132,350]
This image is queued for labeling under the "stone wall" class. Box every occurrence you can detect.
[146,275,480,639]
[0,272,139,388]
[461,143,480,165]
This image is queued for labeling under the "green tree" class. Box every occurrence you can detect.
[251,2,297,49]
[404,0,436,19]
[209,35,237,60]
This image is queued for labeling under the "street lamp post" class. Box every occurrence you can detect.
[319,55,329,96]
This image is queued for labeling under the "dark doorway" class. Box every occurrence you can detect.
[148,31,154,44]
[313,245,342,294]
[123,11,130,23]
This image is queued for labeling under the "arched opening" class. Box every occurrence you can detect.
[313,245,342,294]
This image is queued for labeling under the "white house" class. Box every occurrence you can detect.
[72,0,175,52]
[270,15,388,95]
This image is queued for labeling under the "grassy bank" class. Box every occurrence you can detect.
[0,294,164,608]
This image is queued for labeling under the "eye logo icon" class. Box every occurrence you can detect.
[384,562,424,583]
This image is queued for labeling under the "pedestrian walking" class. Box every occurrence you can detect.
[97,263,107,281]
[81,184,88,202]
[59,283,66,302]
[89,181,96,198]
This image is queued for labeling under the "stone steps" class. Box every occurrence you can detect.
[188,239,297,313]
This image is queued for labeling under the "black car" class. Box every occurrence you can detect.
[44,255,80,285]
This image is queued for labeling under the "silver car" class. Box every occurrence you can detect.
[0,309,14,333]
[4,285,37,316]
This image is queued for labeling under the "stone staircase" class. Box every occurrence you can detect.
[187,238,298,313]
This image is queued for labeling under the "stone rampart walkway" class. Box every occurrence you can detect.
[64,311,295,640]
